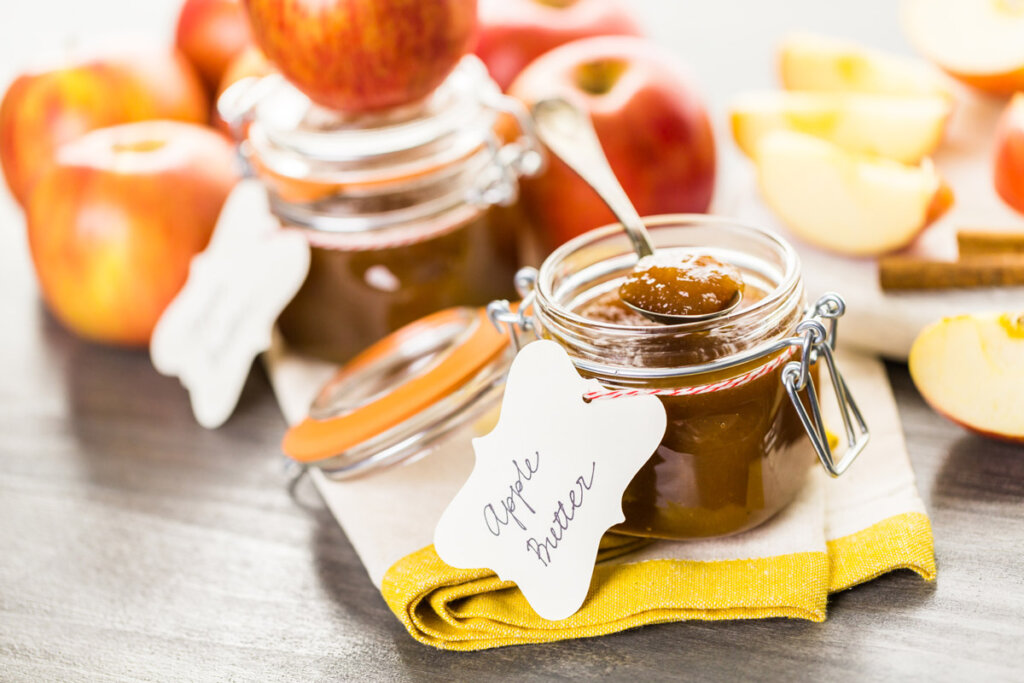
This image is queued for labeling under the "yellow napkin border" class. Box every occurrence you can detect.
[828,511,936,592]
[381,511,935,651]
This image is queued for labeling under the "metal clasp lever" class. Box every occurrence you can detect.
[486,267,538,352]
[470,91,546,208]
[782,293,869,477]
[216,74,285,177]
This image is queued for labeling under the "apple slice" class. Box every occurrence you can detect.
[910,312,1024,442]
[779,33,954,100]
[904,0,1024,95]
[731,91,950,164]
[755,130,952,256]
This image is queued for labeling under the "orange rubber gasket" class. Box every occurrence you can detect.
[282,307,509,464]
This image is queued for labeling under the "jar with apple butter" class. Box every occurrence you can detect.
[520,215,868,540]
[220,57,543,363]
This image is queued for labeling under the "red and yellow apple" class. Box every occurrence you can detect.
[903,0,1024,95]
[509,36,715,252]
[731,91,951,165]
[27,121,238,346]
[910,312,1024,442]
[176,0,253,94]
[995,93,1024,215]
[474,0,642,91]
[755,130,952,256]
[242,0,477,112]
[779,33,954,100]
[0,49,208,207]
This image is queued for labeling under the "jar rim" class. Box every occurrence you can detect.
[248,57,497,165]
[532,214,805,380]
[537,214,801,330]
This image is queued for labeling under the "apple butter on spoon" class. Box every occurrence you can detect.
[619,252,744,323]
[531,97,742,325]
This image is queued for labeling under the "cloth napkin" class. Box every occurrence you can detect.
[266,339,935,651]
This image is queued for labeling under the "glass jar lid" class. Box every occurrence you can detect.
[244,56,503,189]
[532,215,805,379]
[218,55,543,234]
[283,307,512,477]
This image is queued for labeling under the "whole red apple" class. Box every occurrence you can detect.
[242,0,477,112]
[27,121,238,346]
[0,49,208,208]
[509,36,716,252]
[176,0,253,93]
[475,0,643,91]
[995,93,1024,215]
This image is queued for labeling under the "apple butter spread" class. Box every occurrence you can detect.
[618,253,745,318]
[278,204,524,362]
[533,218,819,540]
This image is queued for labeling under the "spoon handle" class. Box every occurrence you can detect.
[530,97,655,259]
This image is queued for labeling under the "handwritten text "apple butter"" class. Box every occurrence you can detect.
[480,452,597,568]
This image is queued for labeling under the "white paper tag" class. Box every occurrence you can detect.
[150,178,311,429]
[434,340,667,621]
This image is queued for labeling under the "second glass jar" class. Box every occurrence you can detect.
[226,57,541,363]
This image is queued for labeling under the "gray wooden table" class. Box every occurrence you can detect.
[3,1,1024,680]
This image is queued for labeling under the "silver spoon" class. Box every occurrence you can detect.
[530,97,741,324]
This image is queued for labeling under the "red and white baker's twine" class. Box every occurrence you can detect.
[584,345,797,401]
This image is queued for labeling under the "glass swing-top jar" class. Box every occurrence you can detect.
[219,56,543,363]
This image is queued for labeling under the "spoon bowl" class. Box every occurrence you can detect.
[622,290,744,325]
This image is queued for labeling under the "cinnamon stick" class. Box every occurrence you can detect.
[879,254,1024,291]
[957,229,1024,256]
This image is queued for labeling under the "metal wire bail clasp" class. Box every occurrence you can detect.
[470,89,546,208]
[216,74,283,176]
[782,293,869,477]
[486,267,539,352]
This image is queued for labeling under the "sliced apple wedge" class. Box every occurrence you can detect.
[780,32,954,100]
[755,130,952,256]
[731,91,950,164]
[910,312,1024,442]
[904,0,1024,95]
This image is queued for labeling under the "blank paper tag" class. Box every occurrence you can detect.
[151,179,310,429]
[434,340,666,621]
